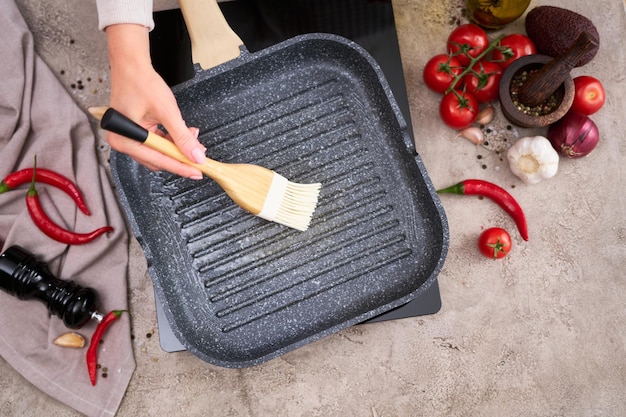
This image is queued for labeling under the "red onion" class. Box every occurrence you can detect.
[548,112,599,158]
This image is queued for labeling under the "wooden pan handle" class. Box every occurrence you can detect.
[179,0,244,70]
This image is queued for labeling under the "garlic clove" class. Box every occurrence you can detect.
[475,105,495,125]
[457,126,484,144]
[53,332,85,348]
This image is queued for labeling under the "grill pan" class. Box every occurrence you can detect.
[109,0,448,367]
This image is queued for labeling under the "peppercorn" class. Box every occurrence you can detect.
[510,69,559,116]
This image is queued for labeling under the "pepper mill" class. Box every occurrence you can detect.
[0,245,103,329]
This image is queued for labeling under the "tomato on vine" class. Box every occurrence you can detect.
[492,34,536,69]
[423,54,463,94]
[478,227,512,260]
[446,24,489,67]
[462,60,503,103]
[439,89,479,129]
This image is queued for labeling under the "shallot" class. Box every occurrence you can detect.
[547,112,599,158]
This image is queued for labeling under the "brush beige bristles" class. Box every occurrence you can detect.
[88,107,321,231]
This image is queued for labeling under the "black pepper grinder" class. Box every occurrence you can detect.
[0,245,103,329]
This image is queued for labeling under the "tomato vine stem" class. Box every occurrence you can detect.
[446,34,506,94]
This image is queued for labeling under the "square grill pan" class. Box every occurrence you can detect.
[110,34,448,367]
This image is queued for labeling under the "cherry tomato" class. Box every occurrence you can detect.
[462,61,502,103]
[478,227,512,260]
[571,75,605,115]
[439,90,479,129]
[423,54,463,94]
[447,24,489,67]
[492,34,536,70]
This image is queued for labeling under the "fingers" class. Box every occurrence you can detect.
[157,107,207,164]
[106,132,203,180]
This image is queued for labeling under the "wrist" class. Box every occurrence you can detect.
[105,24,152,70]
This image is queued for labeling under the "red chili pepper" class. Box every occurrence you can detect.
[1,168,90,215]
[26,166,113,245]
[86,310,126,386]
[437,179,529,241]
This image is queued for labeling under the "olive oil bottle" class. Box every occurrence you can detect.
[465,0,531,29]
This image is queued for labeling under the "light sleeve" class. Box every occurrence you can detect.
[96,0,155,31]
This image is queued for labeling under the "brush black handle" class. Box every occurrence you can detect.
[100,108,149,144]
[0,246,100,329]
[100,107,214,172]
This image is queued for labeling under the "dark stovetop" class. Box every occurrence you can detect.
[150,0,441,352]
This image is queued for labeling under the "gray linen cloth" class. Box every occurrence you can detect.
[0,0,135,415]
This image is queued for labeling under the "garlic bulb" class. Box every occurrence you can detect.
[507,136,559,184]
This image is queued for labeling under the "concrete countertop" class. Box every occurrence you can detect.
[3,0,625,416]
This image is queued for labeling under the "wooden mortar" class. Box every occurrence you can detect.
[518,31,599,107]
[498,55,574,128]
[498,31,598,128]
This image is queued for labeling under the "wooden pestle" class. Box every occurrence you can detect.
[518,31,599,108]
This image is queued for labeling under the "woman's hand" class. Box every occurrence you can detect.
[104,23,205,179]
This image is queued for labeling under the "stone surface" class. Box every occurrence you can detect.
[2,0,625,416]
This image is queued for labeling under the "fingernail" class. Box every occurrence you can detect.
[192,147,206,164]
[190,174,203,180]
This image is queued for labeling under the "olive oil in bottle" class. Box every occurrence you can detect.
[465,0,531,29]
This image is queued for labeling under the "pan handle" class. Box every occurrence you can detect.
[179,0,244,70]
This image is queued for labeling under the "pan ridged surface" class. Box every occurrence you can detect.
[111,34,448,367]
